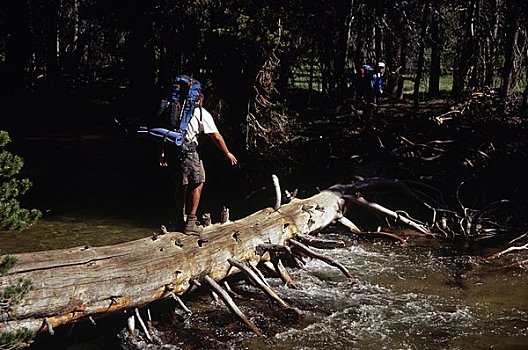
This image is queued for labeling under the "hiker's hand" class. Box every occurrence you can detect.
[226,152,238,165]
[159,153,168,167]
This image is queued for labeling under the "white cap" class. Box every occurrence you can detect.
[377,62,386,68]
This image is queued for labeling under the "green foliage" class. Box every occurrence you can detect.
[0,254,34,350]
[0,255,17,275]
[0,131,41,231]
[1,278,32,311]
[0,328,34,350]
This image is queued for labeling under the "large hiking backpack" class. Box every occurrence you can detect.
[138,75,202,147]
[355,64,375,100]
[359,65,374,85]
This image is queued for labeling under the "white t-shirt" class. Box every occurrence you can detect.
[184,106,219,145]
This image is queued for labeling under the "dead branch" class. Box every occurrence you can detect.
[295,233,346,249]
[272,174,281,210]
[256,243,305,269]
[171,292,192,314]
[341,230,409,246]
[337,216,361,233]
[486,243,528,260]
[227,258,292,310]
[204,275,262,336]
[288,239,356,282]
[347,195,430,234]
[261,260,296,288]
[432,110,462,125]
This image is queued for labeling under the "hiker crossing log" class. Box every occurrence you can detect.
[0,183,355,335]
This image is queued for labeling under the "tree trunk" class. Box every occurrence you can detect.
[428,5,442,98]
[452,2,474,101]
[500,0,522,97]
[413,1,430,108]
[374,7,384,64]
[396,31,409,101]
[335,0,354,100]
[3,0,31,99]
[44,0,60,99]
[484,0,501,87]
[0,184,353,335]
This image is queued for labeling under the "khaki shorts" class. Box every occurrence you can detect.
[178,152,205,185]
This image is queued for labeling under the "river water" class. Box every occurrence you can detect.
[2,128,528,349]
[249,242,528,350]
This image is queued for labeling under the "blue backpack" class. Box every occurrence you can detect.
[359,64,375,83]
[138,75,202,147]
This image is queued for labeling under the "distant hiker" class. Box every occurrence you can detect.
[356,61,386,105]
[138,75,237,235]
[371,61,386,105]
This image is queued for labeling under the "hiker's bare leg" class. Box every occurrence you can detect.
[183,182,204,235]
[185,182,203,219]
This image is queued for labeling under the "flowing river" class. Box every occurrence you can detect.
[2,128,527,349]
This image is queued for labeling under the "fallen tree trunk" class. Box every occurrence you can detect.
[0,183,353,335]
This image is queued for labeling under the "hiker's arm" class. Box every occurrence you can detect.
[208,132,237,165]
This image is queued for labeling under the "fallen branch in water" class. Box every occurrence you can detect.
[288,239,356,282]
[347,195,430,234]
[486,243,528,260]
[227,258,292,310]
[204,275,262,336]
[295,233,346,249]
[342,229,409,246]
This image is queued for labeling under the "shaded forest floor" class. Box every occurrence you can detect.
[278,92,528,235]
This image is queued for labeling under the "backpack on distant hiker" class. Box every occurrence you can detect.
[359,65,375,88]
[137,75,202,148]
[355,64,377,102]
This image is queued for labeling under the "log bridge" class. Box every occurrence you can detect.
[1,182,361,338]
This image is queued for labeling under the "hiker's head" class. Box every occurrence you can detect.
[377,62,386,73]
[175,81,190,102]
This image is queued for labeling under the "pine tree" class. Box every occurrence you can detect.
[1,254,34,349]
[0,130,41,231]
[1,131,39,347]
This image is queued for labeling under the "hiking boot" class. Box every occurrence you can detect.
[184,218,203,235]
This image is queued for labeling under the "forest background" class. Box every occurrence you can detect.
[1,1,528,348]
[1,0,527,224]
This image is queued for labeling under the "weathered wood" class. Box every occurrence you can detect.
[227,258,290,309]
[0,184,351,334]
[171,292,191,314]
[348,196,430,234]
[272,174,281,210]
[289,239,356,281]
[204,275,262,335]
[262,260,296,288]
[295,233,346,249]
[134,308,152,343]
[256,243,305,269]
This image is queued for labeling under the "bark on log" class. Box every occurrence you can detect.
[0,183,353,334]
